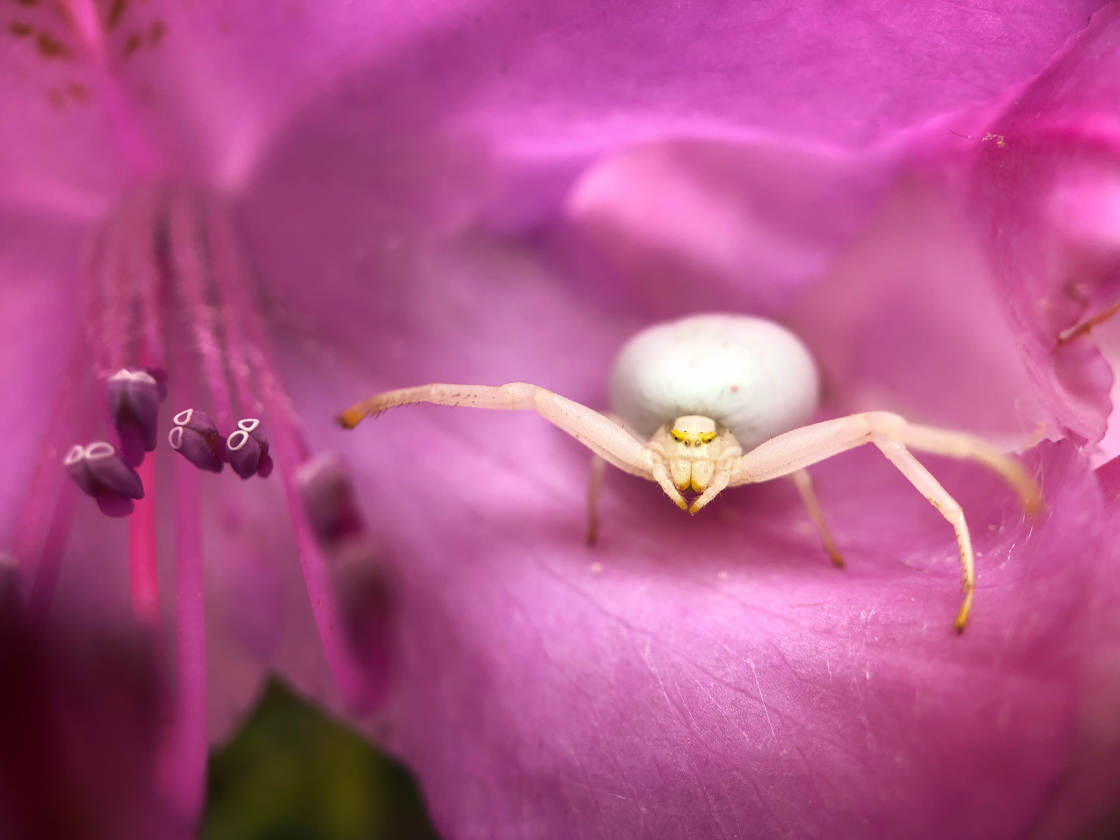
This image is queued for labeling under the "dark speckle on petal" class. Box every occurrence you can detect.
[122,32,142,57]
[35,32,70,60]
[66,82,90,104]
[106,0,127,30]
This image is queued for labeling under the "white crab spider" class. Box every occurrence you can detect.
[338,314,1041,632]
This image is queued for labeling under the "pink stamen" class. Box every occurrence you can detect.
[270,425,373,708]
[129,188,168,373]
[25,489,78,629]
[204,198,309,459]
[168,193,236,428]
[204,196,371,707]
[128,458,160,630]
[90,207,132,372]
[200,199,259,421]
[157,458,208,824]
[86,188,169,377]
[14,332,93,600]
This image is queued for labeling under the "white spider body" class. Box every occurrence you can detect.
[339,314,1041,632]
[608,314,820,448]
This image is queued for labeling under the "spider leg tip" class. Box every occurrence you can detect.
[953,607,971,634]
[335,408,365,429]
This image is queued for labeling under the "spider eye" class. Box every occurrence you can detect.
[699,432,717,444]
[670,429,687,443]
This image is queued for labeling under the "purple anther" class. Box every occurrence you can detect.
[332,541,394,697]
[168,408,225,473]
[225,418,270,479]
[63,441,144,517]
[297,455,365,548]
[106,368,164,467]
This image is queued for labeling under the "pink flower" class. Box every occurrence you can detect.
[3,1,1119,838]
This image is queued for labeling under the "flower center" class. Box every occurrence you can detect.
[58,183,285,516]
[9,184,390,833]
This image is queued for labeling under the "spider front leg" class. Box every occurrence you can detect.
[731,411,1042,632]
[585,413,649,545]
[687,449,741,514]
[339,381,655,480]
[791,469,845,568]
[585,452,693,544]
[586,453,606,545]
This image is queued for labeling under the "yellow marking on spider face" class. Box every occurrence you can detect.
[670,429,717,446]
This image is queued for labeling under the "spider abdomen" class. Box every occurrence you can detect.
[608,313,820,449]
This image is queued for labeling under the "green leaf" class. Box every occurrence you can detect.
[204,679,440,840]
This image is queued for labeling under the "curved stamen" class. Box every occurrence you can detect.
[128,458,160,629]
[202,197,377,707]
[15,333,94,618]
[297,455,393,707]
[157,425,208,824]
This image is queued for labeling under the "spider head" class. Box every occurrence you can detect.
[660,415,730,494]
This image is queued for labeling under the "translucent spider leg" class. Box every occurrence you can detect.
[791,469,845,567]
[875,439,975,631]
[339,383,655,478]
[730,411,1042,631]
[585,413,647,544]
[585,454,607,545]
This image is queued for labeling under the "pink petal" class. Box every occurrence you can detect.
[3,0,1109,211]
[970,3,1120,444]
[436,0,1110,151]
[3,2,1118,835]
[269,236,1117,837]
[566,140,895,320]
[792,175,1051,440]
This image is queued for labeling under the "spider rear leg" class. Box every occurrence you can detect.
[732,411,1041,632]
[875,439,975,632]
